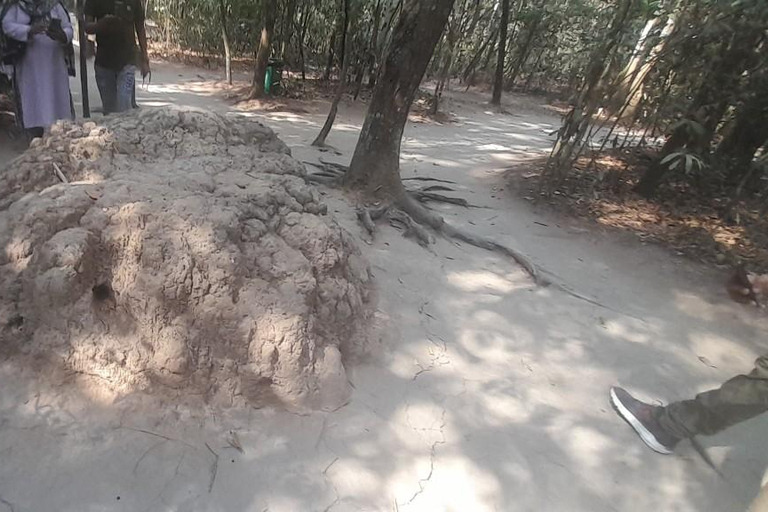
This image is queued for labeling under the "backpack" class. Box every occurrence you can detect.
[0,0,28,66]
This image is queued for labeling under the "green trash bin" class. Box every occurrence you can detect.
[264,65,274,94]
[263,59,284,95]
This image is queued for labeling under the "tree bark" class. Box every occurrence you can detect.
[249,0,277,99]
[544,0,635,189]
[296,4,312,81]
[431,41,455,114]
[610,15,659,109]
[312,0,351,147]
[323,30,337,81]
[619,15,675,121]
[505,14,541,89]
[432,15,460,115]
[369,0,404,88]
[491,0,510,104]
[358,0,382,97]
[522,48,544,91]
[344,0,456,199]
[716,79,768,178]
[338,0,350,74]
[218,0,232,85]
[462,23,498,86]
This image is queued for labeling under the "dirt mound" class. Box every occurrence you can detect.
[0,107,373,411]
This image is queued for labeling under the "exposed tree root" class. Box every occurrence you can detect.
[306,161,475,207]
[414,184,454,192]
[357,208,377,237]
[411,191,474,208]
[369,195,635,315]
[402,176,457,184]
[305,161,346,185]
[313,143,343,156]
[388,207,435,246]
[318,159,351,175]
[398,194,541,283]
[305,160,629,315]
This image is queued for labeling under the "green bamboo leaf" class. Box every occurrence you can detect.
[661,153,677,165]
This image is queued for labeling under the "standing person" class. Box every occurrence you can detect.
[83,0,148,114]
[1,0,74,139]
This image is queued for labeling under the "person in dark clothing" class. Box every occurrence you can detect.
[83,0,148,114]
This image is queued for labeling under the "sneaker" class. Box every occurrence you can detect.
[609,387,681,455]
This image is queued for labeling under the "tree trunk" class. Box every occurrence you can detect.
[491,0,510,104]
[506,14,541,89]
[479,33,497,73]
[355,0,382,99]
[610,15,659,109]
[432,42,454,114]
[716,83,768,178]
[544,0,635,189]
[432,19,460,115]
[312,0,351,147]
[218,0,232,85]
[279,0,296,62]
[164,0,172,46]
[522,48,544,91]
[369,0,404,89]
[634,127,687,196]
[249,0,277,99]
[338,0,350,75]
[297,4,312,81]
[619,15,675,121]
[462,23,498,85]
[344,0,456,199]
[323,30,337,81]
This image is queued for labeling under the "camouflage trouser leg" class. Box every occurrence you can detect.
[657,355,768,438]
[749,480,768,512]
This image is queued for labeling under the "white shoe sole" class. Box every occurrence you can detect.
[610,388,674,455]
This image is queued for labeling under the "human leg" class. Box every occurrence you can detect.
[132,81,138,109]
[95,65,118,114]
[114,65,136,113]
[611,355,768,454]
[749,479,768,512]
[25,126,44,144]
[657,355,768,438]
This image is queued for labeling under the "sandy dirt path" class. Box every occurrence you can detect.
[1,60,767,512]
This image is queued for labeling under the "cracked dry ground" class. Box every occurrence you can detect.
[1,66,768,511]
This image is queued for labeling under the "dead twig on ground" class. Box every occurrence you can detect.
[690,437,724,479]
[133,440,167,475]
[119,426,195,449]
[226,430,244,454]
[52,162,68,183]
[204,442,219,493]
[0,496,16,512]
